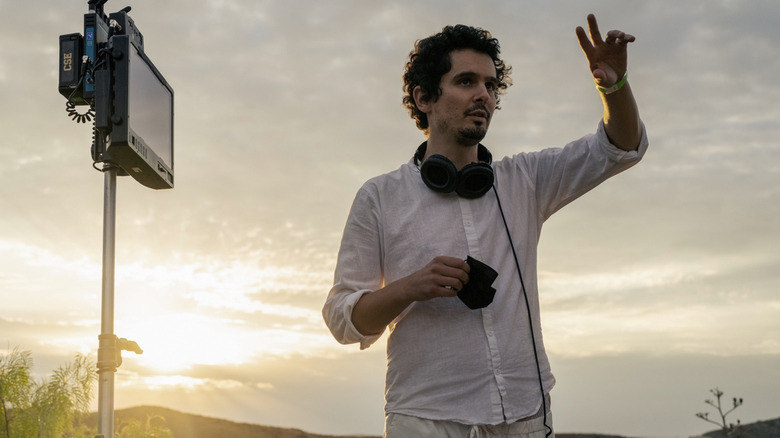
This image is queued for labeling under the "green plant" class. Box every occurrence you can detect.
[0,347,33,438]
[1,347,172,438]
[1,347,94,438]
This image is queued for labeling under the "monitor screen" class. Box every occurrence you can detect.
[129,43,173,169]
[106,35,174,189]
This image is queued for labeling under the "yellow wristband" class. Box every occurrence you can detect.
[597,73,628,95]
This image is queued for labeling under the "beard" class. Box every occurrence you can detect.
[456,104,491,146]
[456,125,487,146]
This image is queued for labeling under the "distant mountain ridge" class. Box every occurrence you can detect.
[92,406,780,438]
[699,415,780,438]
[90,405,373,438]
[101,406,629,438]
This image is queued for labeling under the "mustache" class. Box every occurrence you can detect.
[465,104,491,119]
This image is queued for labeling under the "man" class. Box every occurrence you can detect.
[323,14,648,438]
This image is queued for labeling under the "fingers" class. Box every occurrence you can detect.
[577,14,635,50]
[575,25,593,55]
[434,256,470,286]
[575,14,604,57]
[586,13,603,45]
[605,30,636,45]
[426,256,470,296]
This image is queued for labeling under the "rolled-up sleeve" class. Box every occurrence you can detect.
[516,119,649,221]
[322,185,385,350]
[323,288,384,349]
[596,119,649,163]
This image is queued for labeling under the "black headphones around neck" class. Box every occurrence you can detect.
[413,142,494,199]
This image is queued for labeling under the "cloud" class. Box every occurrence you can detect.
[539,252,780,356]
[118,372,252,392]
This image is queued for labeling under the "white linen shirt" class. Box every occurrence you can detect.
[323,121,649,425]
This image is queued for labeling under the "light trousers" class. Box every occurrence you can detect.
[384,412,554,438]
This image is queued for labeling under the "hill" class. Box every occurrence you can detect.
[88,406,375,438]
[90,406,780,438]
[93,406,632,438]
[699,416,780,438]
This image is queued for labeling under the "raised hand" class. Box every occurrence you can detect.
[576,14,635,88]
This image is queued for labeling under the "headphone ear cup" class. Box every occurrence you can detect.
[420,154,458,194]
[456,162,494,199]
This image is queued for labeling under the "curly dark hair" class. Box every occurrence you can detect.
[402,24,512,133]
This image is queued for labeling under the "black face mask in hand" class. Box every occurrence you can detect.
[458,256,499,310]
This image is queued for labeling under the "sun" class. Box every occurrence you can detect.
[115,313,252,373]
[105,254,333,378]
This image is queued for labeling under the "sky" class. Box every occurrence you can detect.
[1,1,779,437]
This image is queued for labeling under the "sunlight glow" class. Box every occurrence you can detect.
[99,253,337,373]
[142,375,245,391]
[116,372,263,392]
[122,314,252,372]
[1,237,340,376]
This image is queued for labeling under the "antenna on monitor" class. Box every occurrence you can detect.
[89,0,109,10]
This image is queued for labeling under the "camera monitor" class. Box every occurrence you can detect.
[106,34,174,189]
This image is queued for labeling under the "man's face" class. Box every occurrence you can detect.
[422,49,499,146]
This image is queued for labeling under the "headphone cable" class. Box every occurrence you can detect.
[492,185,552,437]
